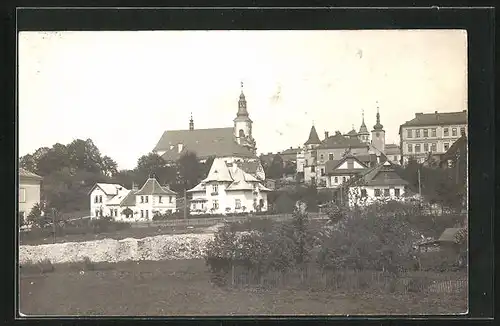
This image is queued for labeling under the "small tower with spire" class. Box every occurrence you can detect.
[189,112,194,131]
[234,81,256,153]
[358,109,370,143]
[304,124,322,149]
[371,102,386,152]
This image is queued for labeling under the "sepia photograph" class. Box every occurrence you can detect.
[18,28,468,316]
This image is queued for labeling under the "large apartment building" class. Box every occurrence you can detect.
[399,110,467,164]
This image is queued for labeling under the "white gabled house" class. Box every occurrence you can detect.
[344,160,410,207]
[188,157,271,215]
[325,153,369,188]
[88,177,177,221]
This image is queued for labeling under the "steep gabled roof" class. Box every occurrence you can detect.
[154,127,255,161]
[304,125,322,145]
[400,110,467,128]
[325,154,368,175]
[119,190,137,207]
[87,183,126,196]
[355,161,409,187]
[203,158,233,182]
[135,178,177,196]
[19,168,42,180]
[440,134,467,163]
[107,189,131,206]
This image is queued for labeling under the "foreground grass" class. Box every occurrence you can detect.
[20,259,467,316]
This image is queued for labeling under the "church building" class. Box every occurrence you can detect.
[153,83,258,163]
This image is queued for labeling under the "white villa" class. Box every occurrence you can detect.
[89,177,177,221]
[188,157,271,215]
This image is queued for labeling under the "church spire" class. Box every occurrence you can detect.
[304,125,321,146]
[237,81,249,117]
[373,102,384,130]
[358,109,369,134]
[189,112,194,131]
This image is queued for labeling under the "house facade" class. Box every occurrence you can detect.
[19,168,43,221]
[325,154,369,188]
[399,110,467,165]
[345,161,410,207]
[188,157,271,215]
[88,177,177,221]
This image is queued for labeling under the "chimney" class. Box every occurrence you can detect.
[435,111,438,114]
[324,131,329,139]
[178,143,184,153]
[162,184,170,190]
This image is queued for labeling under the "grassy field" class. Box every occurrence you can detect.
[19,225,213,246]
[19,259,467,316]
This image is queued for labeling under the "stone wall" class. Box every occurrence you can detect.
[19,233,214,264]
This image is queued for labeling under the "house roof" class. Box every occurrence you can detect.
[19,168,42,180]
[400,110,467,128]
[304,125,322,145]
[325,155,368,175]
[204,158,234,182]
[349,161,408,187]
[87,183,126,196]
[154,127,255,161]
[346,129,358,136]
[440,134,467,163]
[438,228,462,243]
[319,133,368,149]
[235,160,264,180]
[384,144,401,155]
[119,190,137,207]
[107,189,131,206]
[135,178,177,196]
[279,147,301,155]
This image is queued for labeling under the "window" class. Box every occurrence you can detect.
[431,143,437,152]
[311,166,316,172]
[95,210,100,217]
[329,153,334,160]
[407,144,412,153]
[444,128,449,136]
[460,127,465,135]
[444,143,450,151]
[141,196,144,203]
[361,189,367,197]
[213,200,219,209]
[374,189,381,197]
[407,129,412,138]
[192,203,196,210]
[99,195,102,203]
[212,184,219,194]
[145,196,149,203]
[320,168,325,176]
[452,128,457,137]
[159,196,163,203]
[415,144,421,153]
[424,143,429,152]
[145,210,149,218]
[115,209,118,217]
[19,188,26,203]
[320,154,324,160]
[235,199,241,209]
[94,195,98,203]
[169,196,172,203]
[334,176,338,183]
[415,129,421,138]
[347,160,354,169]
[431,128,437,137]
[423,129,428,137]
[393,155,398,161]
[141,210,144,218]
[384,189,390,197]
[342,176,346,182]
[394,188,400,197]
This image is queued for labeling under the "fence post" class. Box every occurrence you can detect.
[231,263,235,286]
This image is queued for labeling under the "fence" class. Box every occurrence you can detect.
[130,212,327,228]
[221,267,467,295]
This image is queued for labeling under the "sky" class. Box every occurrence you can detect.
[19,30,467,170]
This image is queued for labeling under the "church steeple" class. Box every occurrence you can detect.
[189,112,194,131]
[373,103,384,131]
[237,81,249,117]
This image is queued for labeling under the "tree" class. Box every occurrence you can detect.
[66,139,103,174]
[177,151,203,191]
[19,154,37,172]
[27,203,54,228]
[100,155,118,177]
[36,143,71,176]
[268,154,284,179]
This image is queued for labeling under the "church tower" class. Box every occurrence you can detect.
[358,109,370,144]
[234,82,256,153]
[371,103,386,152]
[189,112,194,131]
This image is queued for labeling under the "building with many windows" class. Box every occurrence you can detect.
[399,110,467,164]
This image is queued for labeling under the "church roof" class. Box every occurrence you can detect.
[154,127,255,161]
[359,120,369,134]
[304,125,322,145]
[347,129,358,136]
